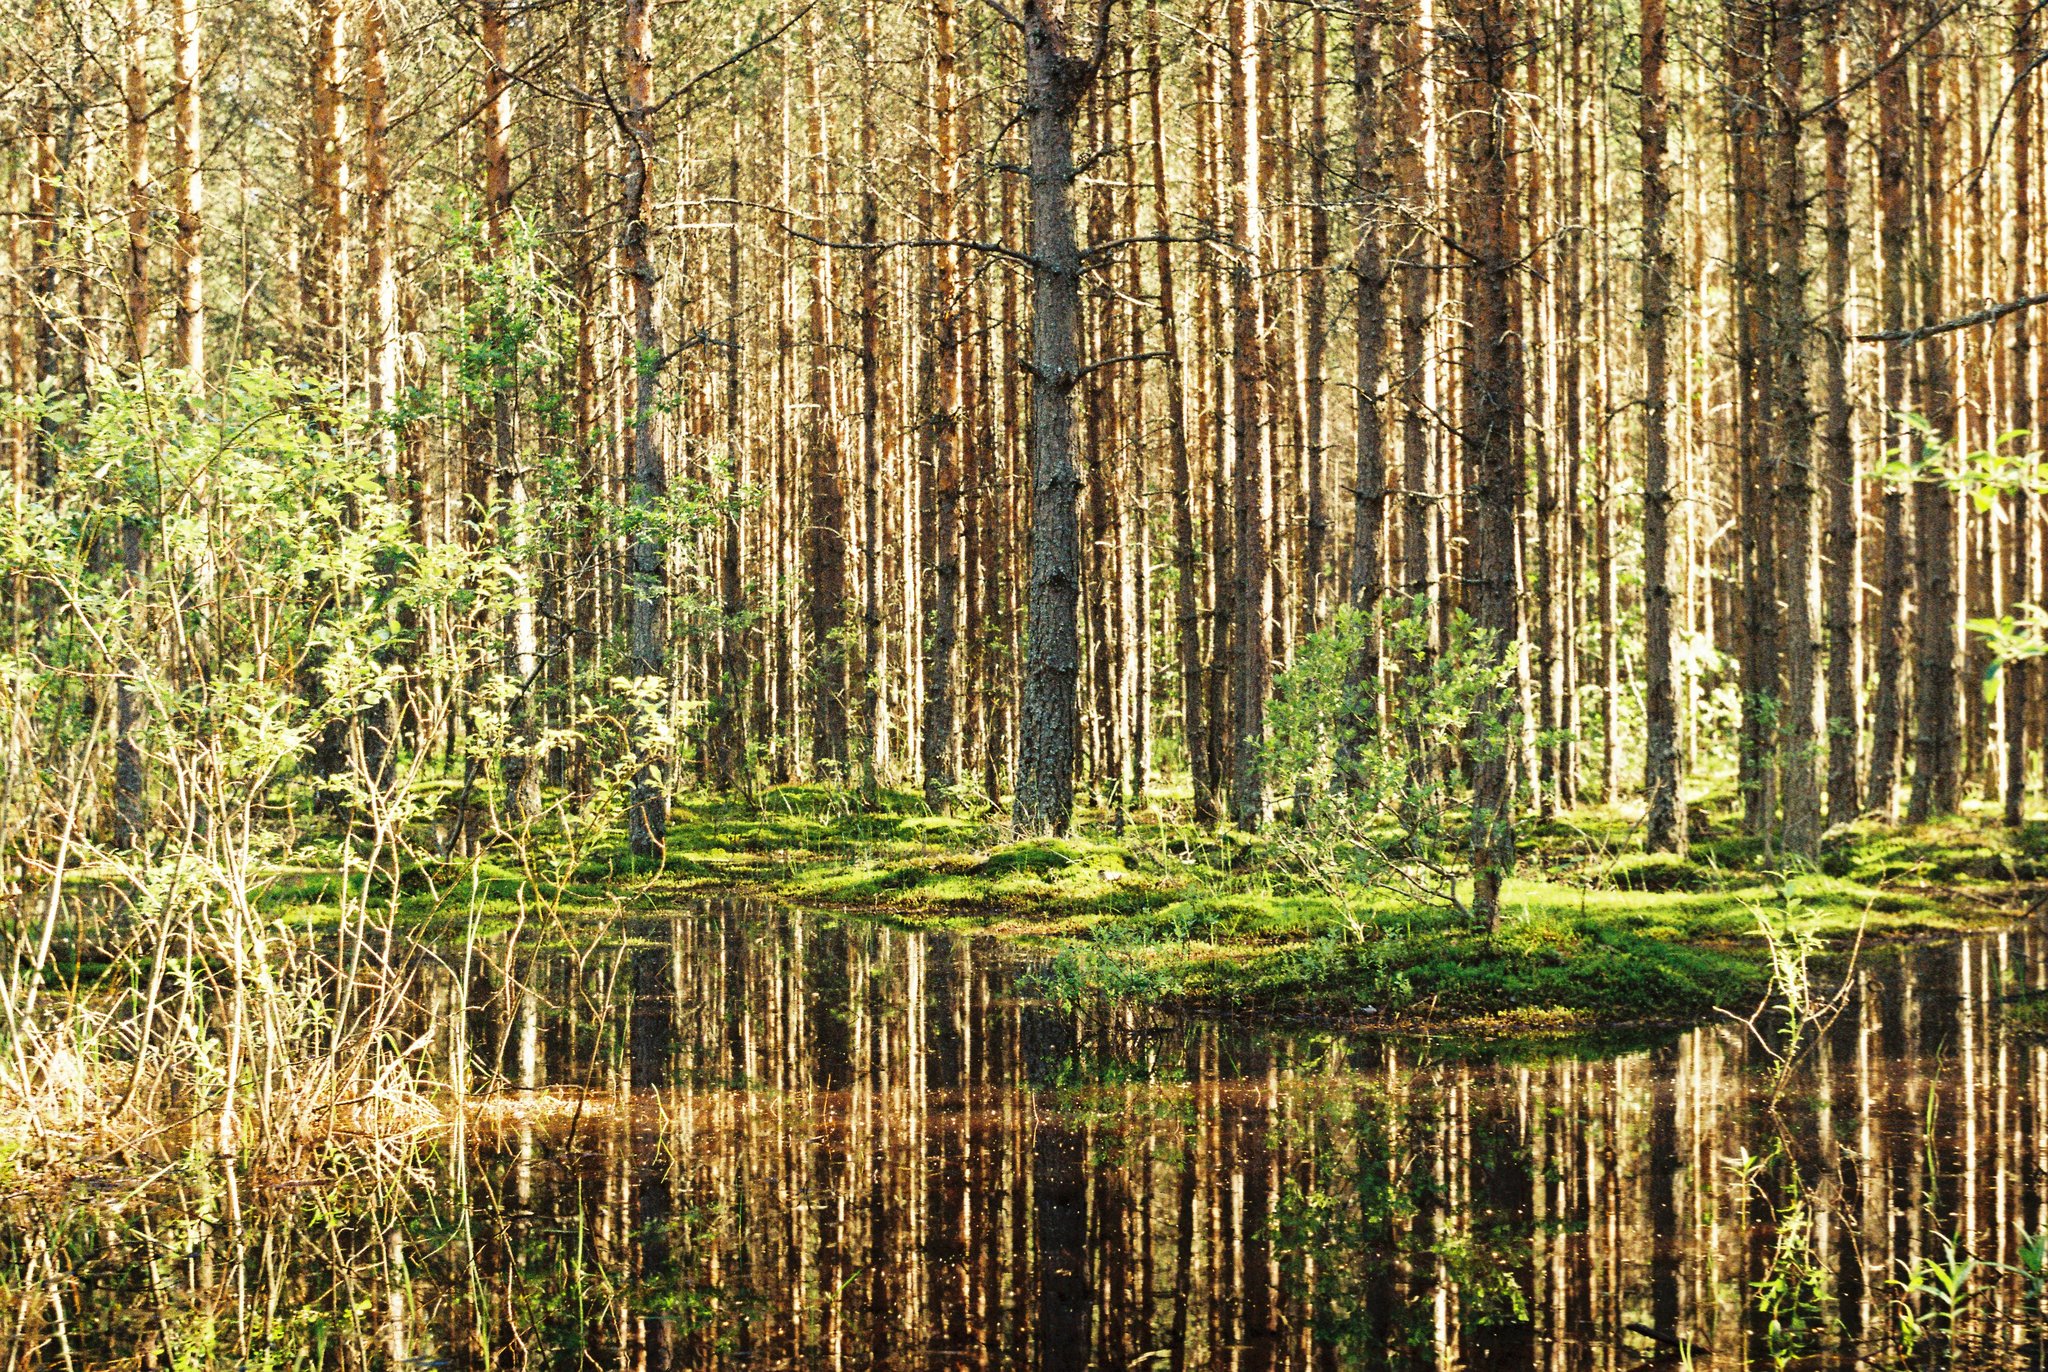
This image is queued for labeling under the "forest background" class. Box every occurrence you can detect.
[2,0,2042,954]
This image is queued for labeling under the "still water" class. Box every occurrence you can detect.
[16,906,2048,1369]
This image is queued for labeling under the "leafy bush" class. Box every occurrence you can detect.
[1263,600,1517,928]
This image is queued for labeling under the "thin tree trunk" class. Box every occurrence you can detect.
[115,0,150,850]
[480,0,539,820]
[711,73,749,797]
[1350,0,1389,713]
[1910,34,1961,821]
[622,0,668,857]
[1303,7,1333,636]
[1148,2,1211,824]
[1729,0,1778,837]
[855,0,889,806]
[806,12,850,776]
[1394,0,1436,743]
[309,0,346,358]
[2008,0,2035,826]
[173,0,202,380]
[1771,0,1821,855]
[921,0,962,811]
[1227,0,1272,829]
[1640,0,1686,853]
[361,0,401,790]
[1820,0,1859,827]
[1866,0,1911,818]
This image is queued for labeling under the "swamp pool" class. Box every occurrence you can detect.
[12,903,2048,1370]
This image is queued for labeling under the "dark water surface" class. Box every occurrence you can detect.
[20,906,2048,1369]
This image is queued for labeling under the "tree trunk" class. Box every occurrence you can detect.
[1910,35,1961,821]
[1227,0,1272,829]
[173,0,202,380]
[309,0,346,358]
[855,0,886,805]
[1639,0,1686,853]
[1394,0,1436,748]
[1771,0,1820,856]
[1820,0,1859,827]
[709,81,748,795]
[1148,2,1211,824]
[2008,0,2035,826]
[361,0,401,791]
[806,12,850,776]
[1303,8,1333,637]
[1728,0,1778,837]
[1350,0,1389,712]
[1866,0,1911,818]
[921,0,962,811]
[622,0,668,858]
[1013,0,1105,835]
[115,0,150,850]
[1448,0,1521,927]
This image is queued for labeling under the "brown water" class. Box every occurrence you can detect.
[15,907,2048,1369]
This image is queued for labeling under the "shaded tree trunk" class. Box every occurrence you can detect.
[622,0,668,858]
[1866,0,1911,818]
[1227,0,1272,829]
[1820,0,1859,827]
[1012,0,1107,835]
[1771,0,1821,855]
[2007,0,2034,826]
[115,0,150,850]
[806,11,850,776]
[1147,1,1212,824]
[1350,0,1389,712]
[921,0,963,810]
[1448,0,1521,927]
[1910,34,1960,821]
[174,0,202,380]
[1640,0,1686,853]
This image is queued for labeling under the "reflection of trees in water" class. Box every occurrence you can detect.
[5,913,2047,1369]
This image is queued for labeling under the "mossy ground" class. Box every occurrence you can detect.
[218,781,2047,1034]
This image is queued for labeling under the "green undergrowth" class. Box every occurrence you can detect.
[128,784,2046,1033]
[637,786,2033,1030]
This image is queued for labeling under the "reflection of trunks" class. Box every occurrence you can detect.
[41,904,2036,1369]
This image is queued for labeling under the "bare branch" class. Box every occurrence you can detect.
[784,224,1043,272]
[1857,290,2048,344]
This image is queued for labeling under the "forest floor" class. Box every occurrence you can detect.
[264,781,2048,1039]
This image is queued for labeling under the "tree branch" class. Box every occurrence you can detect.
[1077,349,1166,379]
[783,224,1043,271]
[1857,290,2048,344]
